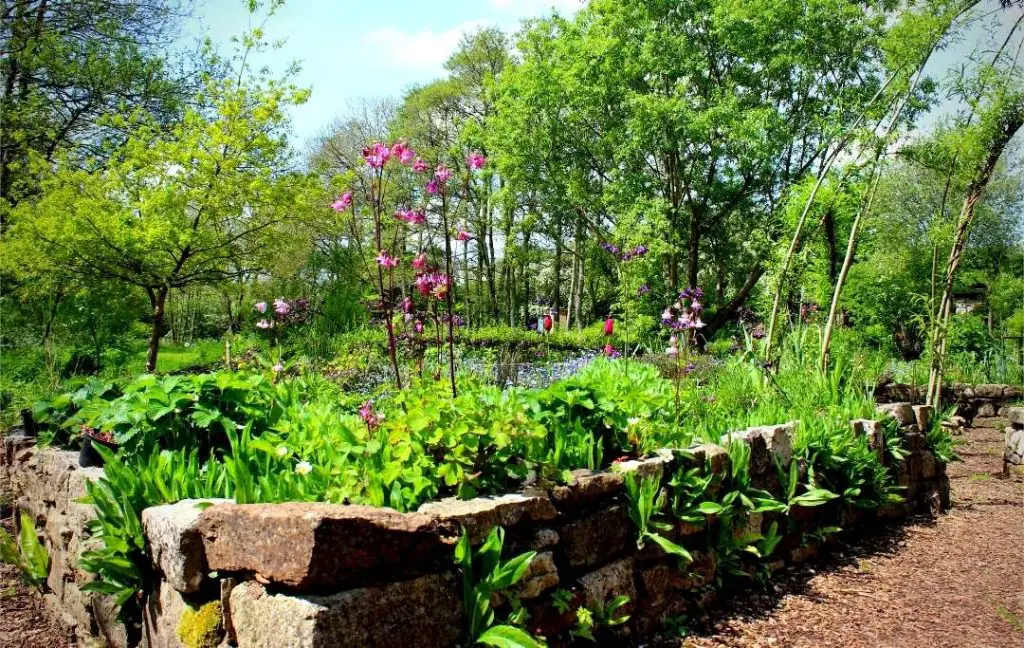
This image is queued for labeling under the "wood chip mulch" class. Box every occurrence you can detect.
[681,422,1024,648]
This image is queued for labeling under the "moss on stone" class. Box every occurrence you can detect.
[177,601,223,648]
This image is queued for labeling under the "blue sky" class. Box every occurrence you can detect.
[184,1,583,144]
[183,0,1019,147]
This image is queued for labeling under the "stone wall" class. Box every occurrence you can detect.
[0,435,127,647]
[2,405,948,648]
[875,382,1022,426]
[1005,407,1024,476]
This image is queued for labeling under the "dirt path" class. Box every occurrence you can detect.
[683,422,1024,648]
[0,519,76,648]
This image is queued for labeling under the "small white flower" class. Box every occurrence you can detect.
[275,445,288,458]
[628,417,642,427]
[272,363,283,372]
[295,461,313,476]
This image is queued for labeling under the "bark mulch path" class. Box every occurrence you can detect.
[682,421,1024,648]
[0,517,76,648]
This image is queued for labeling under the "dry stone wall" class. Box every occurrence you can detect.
[0,435,127,647]
[1005,407,1024,476]
[875,382,1022,426]
[2,406,948,648]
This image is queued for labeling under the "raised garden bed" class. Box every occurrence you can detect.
[2,403,949,648]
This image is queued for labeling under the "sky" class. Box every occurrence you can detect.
[182,0,1021,147]
[183,0,584,144]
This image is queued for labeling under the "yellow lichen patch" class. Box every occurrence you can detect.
[177,601,224,648]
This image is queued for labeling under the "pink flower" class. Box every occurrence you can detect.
[256,319,272,329]
[274,299,291,315]
[456,229,472,241]
[412,253,427,271]
[363,142,391,168]
[414,320,424,334]
[254,301,267,313]
[272,362,283,373]
[415,274,432,296]
[401,296,412,313]
[434,164,452,182]
[359,400,384,430]
[667,345,678,356]
[467,152,486,170]
[426,179,438,194]
[413,157,429,173]
[603,343,620,358]
[395,208,426,225]
[330,192,353,211]
[604,318,614,336]
[375,250,399,268]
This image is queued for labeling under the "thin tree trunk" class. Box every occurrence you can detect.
[146,286,169,373]
[927,103,1023,406]
[820,168,882,370]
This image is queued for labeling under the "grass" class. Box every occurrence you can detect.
[995,604,1024,632]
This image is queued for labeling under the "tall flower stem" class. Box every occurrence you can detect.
[372,171,401,389]
[440,190,457,397]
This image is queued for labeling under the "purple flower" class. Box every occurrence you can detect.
[426,179,439,194]
[254,301,267,313]
[274,298,291,316]
[751,323,766,339]
[272,362,284,373]
[434,164,452,182]
[637,284,651,297]
[413,157,429,173]
[467,152,486,170]
[600,242,620,256]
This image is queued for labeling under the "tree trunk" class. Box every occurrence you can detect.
[927,103,1022,406]
[823,206,838,285]
[146,286,169,373]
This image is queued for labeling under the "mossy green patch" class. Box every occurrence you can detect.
[178,601,223,648]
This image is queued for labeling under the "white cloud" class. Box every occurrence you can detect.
[362,20,489,70]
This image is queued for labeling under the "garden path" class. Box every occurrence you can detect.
[682,421,1024,648]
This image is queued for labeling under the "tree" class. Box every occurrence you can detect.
[0,0,195,218]
[3,27,315,371]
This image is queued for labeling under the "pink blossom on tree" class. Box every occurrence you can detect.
[467,152,486,169]
[330,192,353,211]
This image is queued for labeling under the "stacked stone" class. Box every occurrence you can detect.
[874,382,1023,428]
[4,409,950,648]
[1005,407,1024,476]
[0,440,125,647]
[873,403,951,516]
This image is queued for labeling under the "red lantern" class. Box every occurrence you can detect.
[604,318,614,336]
[543,315,553,332]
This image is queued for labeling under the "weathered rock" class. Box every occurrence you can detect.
[228,574,461,648]
[516,551,559,599]
[141,580,191,648]
[549,469,624,513]
[1007,407,1024,428]
[578,557,637,612]
[612,449,675,483]
[850,419,884,459]
[418,492,556,544]
[558,504,632,570]
[977,403,998,418]
[144,499,230,593]
[974,384,1005,399]
[876,403,915,427]
[638,552,715,608]
[912,405,933,433]
[920,451,937,479]
[1005,427,1024,469]
[198,503,455,591]
[902,432,927,452]
[679,443,730,475]
[721,423,794,492]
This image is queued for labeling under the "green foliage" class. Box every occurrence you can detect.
[623,472,691,561]
[455,526,545,647]
[0,511,51,592]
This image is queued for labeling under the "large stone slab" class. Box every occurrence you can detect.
[417,492,556,544]
[228,575,461,648]
[876,403,915,427]
[577,557,637,612]
[143,499,230,593]
[197,503,455,591]
[720,423,795,491]
[557,504,632,570]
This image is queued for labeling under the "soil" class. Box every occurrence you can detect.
[681,421,1024,648]
[0,422,1020,648]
